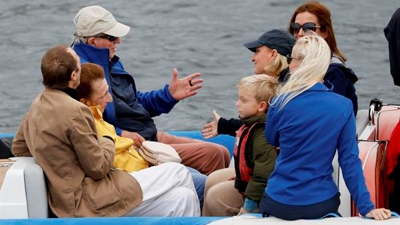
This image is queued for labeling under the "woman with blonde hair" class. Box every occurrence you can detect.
[260,34,391,220]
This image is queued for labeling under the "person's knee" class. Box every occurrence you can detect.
[210,143,229,154]
[205,168,234,191]
[203,186,222,215]
[210,144,231,162]
[203,144,229,159]
[170,187,200,216]
[173,186,198,201]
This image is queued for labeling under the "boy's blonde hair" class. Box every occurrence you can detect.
[237,75,281,105]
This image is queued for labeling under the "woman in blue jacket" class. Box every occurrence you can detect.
[260,33,391,220]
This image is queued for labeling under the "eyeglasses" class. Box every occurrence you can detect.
[94,35,117,42]
[286,54,300,64]
[290,22,321,34]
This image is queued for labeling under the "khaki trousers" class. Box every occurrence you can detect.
[202,168,244,216]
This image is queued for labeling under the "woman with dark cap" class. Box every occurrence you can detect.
[201,29,295,139]
[200,29,294,216]
[243,29,296,83]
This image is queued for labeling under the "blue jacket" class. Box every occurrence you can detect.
[73,43,178,140]
[264,83,374,216]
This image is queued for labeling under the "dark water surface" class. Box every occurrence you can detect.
[1,0,399,133]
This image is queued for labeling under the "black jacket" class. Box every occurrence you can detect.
[384,7,400,86]
[325,62,358,116]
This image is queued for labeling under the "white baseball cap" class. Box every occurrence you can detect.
[74,5,130,37]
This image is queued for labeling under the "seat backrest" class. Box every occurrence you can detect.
[376,105,400,140]
[0,157,48,219]
[24,157,49,218]
[355,109,369,138]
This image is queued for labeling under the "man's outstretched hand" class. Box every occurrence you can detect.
[168,68,203,100]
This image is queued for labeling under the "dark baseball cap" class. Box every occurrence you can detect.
[243,29,296,56]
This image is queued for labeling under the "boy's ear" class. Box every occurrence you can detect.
[258,101,268,112]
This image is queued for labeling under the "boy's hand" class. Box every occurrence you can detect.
[201,110,221,139]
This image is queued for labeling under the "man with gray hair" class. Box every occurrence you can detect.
[71,5,230,176]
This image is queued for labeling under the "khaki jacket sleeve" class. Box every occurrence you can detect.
[70,105,115,180]
[12,114,32,157]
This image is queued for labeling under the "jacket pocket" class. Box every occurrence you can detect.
[82,175,121,212]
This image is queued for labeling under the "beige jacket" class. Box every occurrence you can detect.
[12,88,142,217]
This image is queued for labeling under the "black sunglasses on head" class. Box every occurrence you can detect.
[290,22,321,34]
[94,35,117,42]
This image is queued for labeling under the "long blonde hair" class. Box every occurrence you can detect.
[273,34,331,109]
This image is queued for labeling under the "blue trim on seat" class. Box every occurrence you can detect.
[0,132,235,157]
[391,212,399,218]
[0,134,14,138]
[0,217,227,225]
[167,131,235,157]
[320,212,341,218]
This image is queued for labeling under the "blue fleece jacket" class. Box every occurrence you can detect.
[264,82,374,216]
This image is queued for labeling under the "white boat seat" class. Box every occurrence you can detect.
[0,157,48,219]
[355,109,369,137]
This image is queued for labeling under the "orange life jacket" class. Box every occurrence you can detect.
[233,122,265,193]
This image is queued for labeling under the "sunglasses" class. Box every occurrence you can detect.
[94,35,117,42]
[286,54,300,64]
[290,22,321,34]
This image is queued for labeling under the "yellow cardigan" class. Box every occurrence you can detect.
[90,106,149,172]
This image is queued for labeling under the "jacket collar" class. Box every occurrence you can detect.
[57,87,79,100]
[73,43,117,65]
[241,114,266,127]
[309,82,331,92]
[73,43,123,74]
[89,106,103,120]
[278,67,290,84]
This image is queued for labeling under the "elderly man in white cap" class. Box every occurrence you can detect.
[71,5,230,177]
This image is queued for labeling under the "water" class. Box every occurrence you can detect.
[1,0,399,133]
